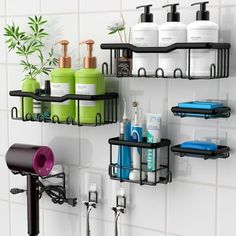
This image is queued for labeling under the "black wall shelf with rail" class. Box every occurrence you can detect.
[108,137,172,186]
[10,90,118,127]
[101,42,230,80]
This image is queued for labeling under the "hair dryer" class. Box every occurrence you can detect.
[6,143,54,236]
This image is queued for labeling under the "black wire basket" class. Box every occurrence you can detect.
[10,90,118,127]
[101,42,230,80]
[108,137,172,186]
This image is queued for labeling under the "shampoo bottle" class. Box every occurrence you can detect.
[159,3,187,77]
[50,40,75,122]
[75,40,105,124]
[20,76,40,119]
[132,4,158,76]
[187,1,219,77]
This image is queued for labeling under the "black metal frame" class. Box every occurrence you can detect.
[116,195,126,209]
[9,90,118,126]
[40,172,77,206]
[88,190,98,204]
[100,42,231,79]
[10,172,77,207]
[108,137,172,186]
[171,106,231,119]
[171,144,230,160]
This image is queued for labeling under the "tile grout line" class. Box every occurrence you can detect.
[39,2,46,236]
[164,9,170,235]
[4,0,12,235]
[215,2,222,236]
[77,1,83,236]
[4,0,12,236]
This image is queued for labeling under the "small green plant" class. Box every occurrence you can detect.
[4,16,58,79]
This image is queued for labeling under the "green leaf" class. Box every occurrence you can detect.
[118,27,126,32]
[108,30,118,35]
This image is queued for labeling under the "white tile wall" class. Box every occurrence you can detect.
[167,182,216,236]
[0,0,5,16]
[41,0,79,14]
[80,0,120,13]
[6,0,40,16]
[0,201,10,236]
[0,157,9,201]
[0,17,6,64]
[217,187,236,236]
[1,0,236,236]
[0,65,7,110]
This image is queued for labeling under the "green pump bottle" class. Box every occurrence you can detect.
[21,76,40,119]
[75,40,105,124]
[50,40,75,122]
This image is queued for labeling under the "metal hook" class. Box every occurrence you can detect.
[112,195,126,236]
[83,190,98,236]
[112,206,125,236]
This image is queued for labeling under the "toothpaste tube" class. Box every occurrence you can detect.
[146,113,161,182]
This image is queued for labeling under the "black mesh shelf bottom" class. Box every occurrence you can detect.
[171,144,230,160]
[109,164,172,186]
[171,106,231,119]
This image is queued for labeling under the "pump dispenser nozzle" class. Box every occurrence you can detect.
[162,3,180,22]
[57,40,71,68]
[136,4,153,22]
[80,39,97,69]
[191,1,210,20]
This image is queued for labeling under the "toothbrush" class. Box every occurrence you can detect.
[116,99,131,180]
[129,101,145,181]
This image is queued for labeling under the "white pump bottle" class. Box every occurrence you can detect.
[132,4,158,76]
[159,3,187,77]
[187,1,219,77]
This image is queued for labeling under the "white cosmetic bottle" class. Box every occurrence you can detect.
[159,3,187,77]
[132,4,158,76]
[187,1,219,77]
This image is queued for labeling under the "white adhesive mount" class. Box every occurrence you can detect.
[84,172,102,200]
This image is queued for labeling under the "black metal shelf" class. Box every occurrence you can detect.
[100,42,230,79]
[171,106,231,119]
[109,137,171,149]
[10,90,118,102]
[101,42,230,53]
[10,90,118,127]
[171,144,230,160]
[109,137,172,186]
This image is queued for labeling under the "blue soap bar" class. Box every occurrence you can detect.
[178,101,224,110]
[180,141,217,151]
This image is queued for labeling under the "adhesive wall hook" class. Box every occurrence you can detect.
[112,195,126,236]
[83,189,98,236]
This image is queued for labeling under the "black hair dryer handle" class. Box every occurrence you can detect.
[27,175,39,236]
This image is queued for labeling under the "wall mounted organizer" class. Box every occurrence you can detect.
[171,106,231,119]
[11,172,77,207]
[171,144,230,160]
[100,43,230,79]
[108,137,172,186]
[9,90,118,126]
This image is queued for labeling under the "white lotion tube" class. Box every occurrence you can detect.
[146,113,161,182]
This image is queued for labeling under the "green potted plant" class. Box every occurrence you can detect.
[4,16,58,119]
